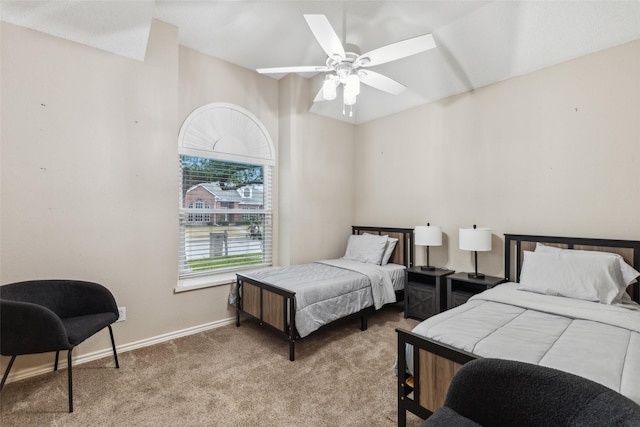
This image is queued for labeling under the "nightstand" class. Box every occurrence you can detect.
[404,267,455,320]
[446,272,506,309]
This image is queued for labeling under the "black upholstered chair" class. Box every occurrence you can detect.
[422,358,640,427]
[0,280,120,412]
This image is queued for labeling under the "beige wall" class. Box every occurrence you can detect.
[0,19,180,371]
[355,39,640,277]
[277,74,356,266]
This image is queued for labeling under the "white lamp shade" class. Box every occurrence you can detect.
[415,225,442,246]
[459,227,492,251]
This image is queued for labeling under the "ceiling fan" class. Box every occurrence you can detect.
[257,14,436,117]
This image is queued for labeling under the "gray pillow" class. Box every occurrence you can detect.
[343,234,388,265]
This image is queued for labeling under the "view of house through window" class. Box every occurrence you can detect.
[179,155,272,278]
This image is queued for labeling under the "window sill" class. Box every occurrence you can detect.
[174,268,266,293]
[174,273,236,293]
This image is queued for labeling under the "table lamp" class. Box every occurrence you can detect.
[459,224,492,279]
[415,223,442,271]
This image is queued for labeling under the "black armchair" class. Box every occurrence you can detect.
[422,358,640,427]
[0,280,120,412]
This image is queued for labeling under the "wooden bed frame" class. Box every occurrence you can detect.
[396,233,640,426]
[236,225,414,361]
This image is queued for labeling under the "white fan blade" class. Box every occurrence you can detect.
[257,65,331,74]
[304,14,345,59]
[354,34,436,68]
[358,70,406,95]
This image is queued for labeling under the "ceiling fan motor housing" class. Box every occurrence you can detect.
[326,51,360,81]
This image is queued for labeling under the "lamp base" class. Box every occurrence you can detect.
[420,265,436,271]
[468,272,485,280]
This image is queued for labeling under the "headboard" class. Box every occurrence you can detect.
[505,234,640,303]
[352,226,414,268]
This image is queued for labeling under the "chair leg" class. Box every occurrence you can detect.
[67,349,73,413]
[54,350,60,371]
[108,325,119,369]
[1,355,17,390]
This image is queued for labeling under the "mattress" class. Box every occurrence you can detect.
[241,259,402,337]
[407,282,640,405]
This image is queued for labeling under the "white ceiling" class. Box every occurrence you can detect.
[2,1,640,124]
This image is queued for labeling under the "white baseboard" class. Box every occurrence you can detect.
[3,316,236,384]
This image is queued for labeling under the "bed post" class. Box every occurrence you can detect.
[634,249,640,302]
[360,309,369,331]
[397,329,408,427]
[235,277,242,327]
[504,235,511,282]
[409,231,415,268]
[289,297,296,361]
[515,240,522,281]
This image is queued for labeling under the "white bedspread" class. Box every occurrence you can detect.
[409,283,640,405]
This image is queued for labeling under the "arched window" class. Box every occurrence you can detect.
[177,103,275,285]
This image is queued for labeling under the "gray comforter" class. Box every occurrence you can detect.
[240,259,397,337]
[408,282,640,405]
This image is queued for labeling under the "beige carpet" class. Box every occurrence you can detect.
[0,304,425,427]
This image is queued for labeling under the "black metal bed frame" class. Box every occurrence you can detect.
[397,233,640,426]
[236,225,414,361]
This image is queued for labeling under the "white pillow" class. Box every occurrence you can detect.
[381,237,398,265]
[535,243,640,301]
[343,233,388,265]
[518,250,625,304]
[362,233,398,265]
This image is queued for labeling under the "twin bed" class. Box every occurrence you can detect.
[397,234,640,426]
[235,225,414,361]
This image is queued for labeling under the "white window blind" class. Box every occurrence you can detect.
[179,156,272,279]
[177,103,275,283]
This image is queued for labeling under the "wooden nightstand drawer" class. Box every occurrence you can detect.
[406,282,437,319]
[450,290,474,308]
[404,267,454,320]
[446,272,506,310]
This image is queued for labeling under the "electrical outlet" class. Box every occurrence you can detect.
[117,307,126,322]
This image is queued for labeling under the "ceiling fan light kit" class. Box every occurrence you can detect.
[257,14,436,118]
[322,75,338,101]
[345,74,360,97]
